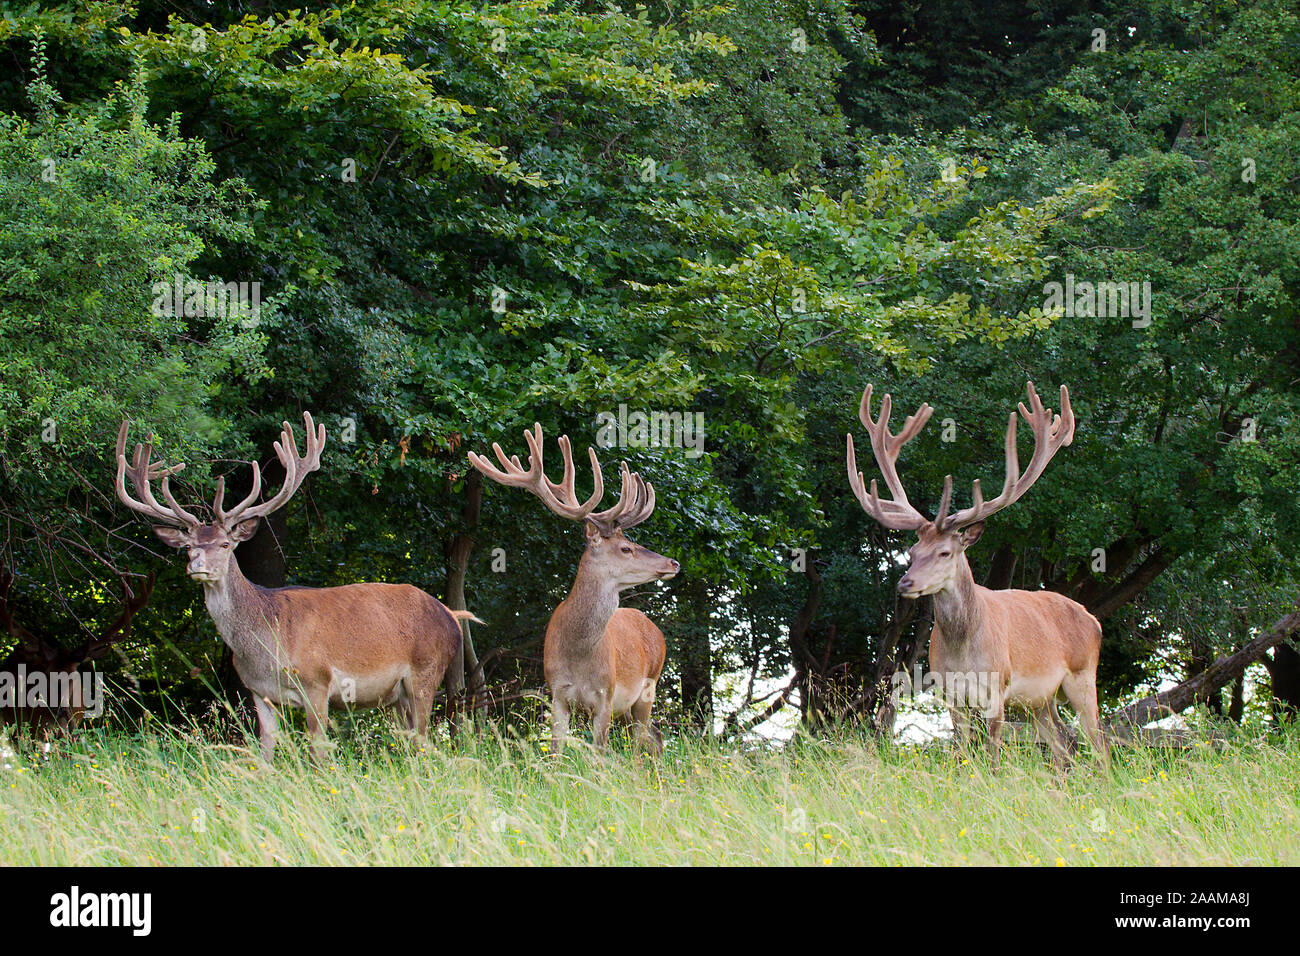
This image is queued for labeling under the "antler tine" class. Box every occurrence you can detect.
[124,569,156,609]
[533,432,602,517]
[614,467,656,531]
[529,426,605,519]
[114,420,200,529]
[220,412,326,526]
[858,383,878,429]
[155,467,200,526]
[933,475,955,527]
[635,479,657,528]
[523,422,547,481]
[589,462,657,533]
[1011,381,1073,487]
[213,458,263,526]
[555,433,576,499]
[847,438,929,530]
[941,382,1075,531]
[468,441,526,484]
[468,423,605,522]
[467,427,548,489]
[846,384,932,531]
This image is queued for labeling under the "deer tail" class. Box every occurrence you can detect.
[448,609,486,626]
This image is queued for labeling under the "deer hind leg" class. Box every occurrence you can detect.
[400,691,417,733]
[1062,670,1109,767]
[1030,704,1071,771]
[253,695,279,762]
[406,664,440,742]
[389,675,416,733]
[1049,698,1079,759]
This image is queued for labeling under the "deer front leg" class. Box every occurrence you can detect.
[986,706,1005,771]
[592,691,614,749]
[550,695,571,754]
[949,706,972,755]
[253,695,279,762]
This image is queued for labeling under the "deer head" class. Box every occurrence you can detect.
[846,382,1074,597]
[468,423,679,589]
[114,413,325,584]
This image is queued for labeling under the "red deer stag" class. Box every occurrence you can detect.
[0,564,153,742]
[468,424,678,754]
[846,383,1106,767]
[113,414,477,760]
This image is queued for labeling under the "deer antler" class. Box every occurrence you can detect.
[115,420,201,530]
[117,415,325,530]
[937,382,1075,531]
[468,423,656,534]
[587,461,656,535]
[846,384,933,531]
[216,412,325,527]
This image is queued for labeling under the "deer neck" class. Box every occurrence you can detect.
[931,555,986,644]
[200,557,277,663]
[552,553,621,651]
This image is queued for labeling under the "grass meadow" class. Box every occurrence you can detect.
[3,712,1297,866]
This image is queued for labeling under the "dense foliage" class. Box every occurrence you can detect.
[1,0,1296,739]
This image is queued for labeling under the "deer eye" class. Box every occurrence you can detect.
[621,546,633,554]
[939,551,951,558]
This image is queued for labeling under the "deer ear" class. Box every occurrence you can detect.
[230,518,261,542]
[583,519,604,543]
[152,526,191,549]
[959,522,985,548]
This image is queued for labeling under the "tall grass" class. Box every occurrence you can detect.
[2,718,1297,865]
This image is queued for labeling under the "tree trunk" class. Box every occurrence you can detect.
[1227,674,1245,724]
[1264,643,1300,722]
[1088,548,1178,621]
[1109,602,1300,733]
[443,470,484,724]
[677,577,714,732]
[788,560,823,725]
[238,508,288,588]
[983,543,1017,590]
[868,596,923,738]
[1187,650,1222,715]
[1049,536,1178,622]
